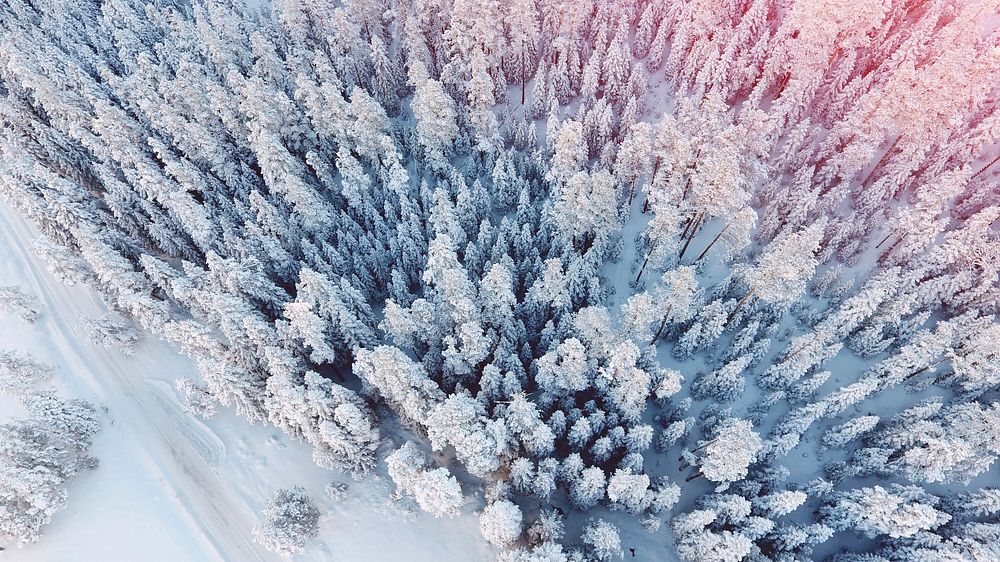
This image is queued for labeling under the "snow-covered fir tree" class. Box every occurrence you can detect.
[252,487,321,557]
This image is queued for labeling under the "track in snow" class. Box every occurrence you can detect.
[0,199,279,562]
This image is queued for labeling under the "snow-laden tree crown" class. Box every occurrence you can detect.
[1,0,999,559]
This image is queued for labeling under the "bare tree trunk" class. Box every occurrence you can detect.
[679,214,695,239]
[724,286,756,327]
[635,254,652,284]
[889,447,916,464]
[826,46,842,69]
[877,234,905,266]
[680,150,701,202]
[903,358,946,381]
[781,333,816,364]
[635,234,660,284]
[693,222,730,264]
[971,153,1000,180]
[521,66,526,105]
[862,136,900,188]
[650,305,673,345]
[685,469,703,482]
[678,213,704,261]
[932,369,955,385]
[690,437,718,454]
[874,232,893,249]
[774,73,791,97]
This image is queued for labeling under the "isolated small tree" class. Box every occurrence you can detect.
[253,487,321,557]
[324,481,349,502]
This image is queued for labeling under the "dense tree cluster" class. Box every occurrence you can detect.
[1,0,998,559]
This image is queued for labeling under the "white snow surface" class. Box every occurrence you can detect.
[0,199,494,561]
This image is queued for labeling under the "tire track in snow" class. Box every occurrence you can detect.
[0,201,277,562]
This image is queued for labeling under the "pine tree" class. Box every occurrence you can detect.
[570,466,606,510]
[741,221,825,312]
[354,345,445,428]
[252,487,321,557]
[581,518,623,561]
[386,442,465,518]
[536,337,591,399]
[408,62,460,169]
[427,392,505,477]
[694,419,762,490]
[503,0,540,104]
[480,499,524,547]
[606,468,652,514]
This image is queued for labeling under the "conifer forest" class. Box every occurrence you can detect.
[1,1,999,561]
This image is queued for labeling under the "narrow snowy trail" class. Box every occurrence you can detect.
[0,201,279,562]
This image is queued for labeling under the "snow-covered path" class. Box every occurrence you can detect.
[0,201,275,562]
[0,199,494,562]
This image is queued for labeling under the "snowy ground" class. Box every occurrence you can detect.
[0,199,494,561]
